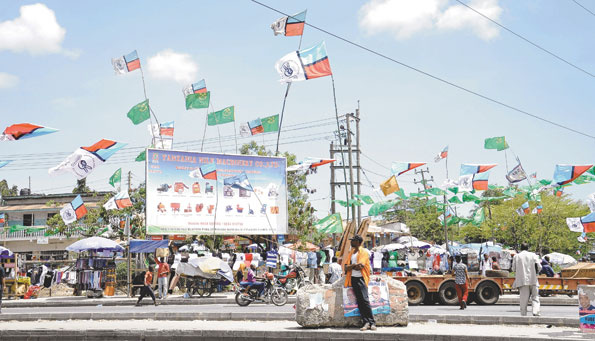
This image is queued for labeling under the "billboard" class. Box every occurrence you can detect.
[146,149,287,235]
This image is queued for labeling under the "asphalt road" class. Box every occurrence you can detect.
[2,302,578,318]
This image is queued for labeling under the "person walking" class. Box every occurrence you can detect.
[344,235,376,331]
[512,243,542,316]
[453,255,470,309]
[328,257,342,284]
[156,257,170,299]
[136,265,158,306]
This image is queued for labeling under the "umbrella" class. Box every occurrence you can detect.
[0,246,13,259]
[409,241,431,249]
[380,243,406,252]
[545,252,577,268]
[66,236,124,252]
[284,241,319,251]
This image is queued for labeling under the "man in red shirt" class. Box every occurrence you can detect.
[136,265,157,306]
[156,258,170,299]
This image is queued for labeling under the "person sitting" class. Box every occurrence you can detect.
[540,256,555,277]
[491,257,501,270]
[240,264,265,297]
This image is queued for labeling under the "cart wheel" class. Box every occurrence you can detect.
[475,281,499,305]
[438,281,459,305]
[406,281,426,306]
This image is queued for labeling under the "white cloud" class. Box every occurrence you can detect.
[147,49,198,84]
[359,0,502,40]
[0,3,70,55]
[51,97,77,109]
[0,72,19,89]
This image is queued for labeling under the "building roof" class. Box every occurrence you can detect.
[1,191,111,207]
[0,202,101,212]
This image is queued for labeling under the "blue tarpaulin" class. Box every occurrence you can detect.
[130,239,168,253]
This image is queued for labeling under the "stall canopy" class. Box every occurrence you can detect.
[284,241,319,251]
[0,246,13,259]
[545,252,578,268]
[66,236,125,252]
[130,239,168,253]
[367,222,409,234]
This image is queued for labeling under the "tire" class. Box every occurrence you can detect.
[235,292,252,307]
[423,292,437,305]
[406,281,426,306]
[438,281,459,305]
[475,281,500,305]
[467,292,475,304]
[271,288,288,306]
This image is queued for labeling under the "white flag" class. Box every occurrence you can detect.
[239,123,251,137]
[182,84,193,98]
[275,51,306,83]
[49,149,103,180]
[587,193,595,212]
[60,204,77,225]
[567,217,584,233]
[458,174,473,192]
[506,164,527,184]
[103,197,117,211]
[152,137,172,150]
[271,16,288,36]
[111,56,127,75]
[148,123,160,138]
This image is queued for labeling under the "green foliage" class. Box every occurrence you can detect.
[0,179,18,197]
[72,179,91,194]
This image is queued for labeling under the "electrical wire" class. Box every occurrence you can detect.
[455,0,595,78]
[570,0,595,18]
[251,0,595,140]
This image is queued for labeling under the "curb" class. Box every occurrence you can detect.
[0,328,585,341]
[0,311,579,327]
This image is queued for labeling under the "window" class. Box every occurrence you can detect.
[23,214,34,226]
[47,213,57,220]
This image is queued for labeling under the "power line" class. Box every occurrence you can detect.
[251,0,595,140]
[570,0,595,17]
[454,0,595,78]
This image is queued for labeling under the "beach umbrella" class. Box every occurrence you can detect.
[545,252,577,268]
[0,246,13,258]
[381,243,406,252]
[66,236,124,252]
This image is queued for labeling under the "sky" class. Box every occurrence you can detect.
[0,0,594,221]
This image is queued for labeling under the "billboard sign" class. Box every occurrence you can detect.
[146,149,287,235]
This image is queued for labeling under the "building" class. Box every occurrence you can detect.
[0,192,110,259]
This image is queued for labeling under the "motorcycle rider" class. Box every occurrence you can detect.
[241,263,265,298]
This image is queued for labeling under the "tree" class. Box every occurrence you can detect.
[72,178,91,194]
[240,142,317,245]
[0,179,18,197]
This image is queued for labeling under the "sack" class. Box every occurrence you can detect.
[104,286,115,296]
[156,248,170,258]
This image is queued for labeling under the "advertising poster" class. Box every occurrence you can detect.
[342,281,391,317]
[579,285,595,332]
[146,149,287,235]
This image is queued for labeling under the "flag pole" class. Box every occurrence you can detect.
[233,120,238,154]
[213,176,219,240]
[275,83,291,155]
[445,151,449,180]
[200,112,209,152]
[330,74,350,224]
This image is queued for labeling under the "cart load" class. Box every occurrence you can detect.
[172,255,233,297]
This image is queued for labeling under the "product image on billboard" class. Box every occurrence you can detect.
[146,149,287,235]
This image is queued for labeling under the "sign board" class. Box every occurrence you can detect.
[343,280,390,317]
[36,237,49,245]
[146,149,287,235]
[579,285,595,332]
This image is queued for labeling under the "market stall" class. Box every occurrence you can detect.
[0,246,30,299]
[66,237,124,298]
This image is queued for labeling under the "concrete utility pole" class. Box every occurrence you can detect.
[355,106,362,227]
[345,113,356,227]
[413,167,433,193]
[330,142,336,216]
[127,171,132,192]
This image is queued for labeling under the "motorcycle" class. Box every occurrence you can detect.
[235,272,288,307]
[276,264,311,294]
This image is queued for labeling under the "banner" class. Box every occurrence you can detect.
[146,149,287,235]
[343,281,390,317]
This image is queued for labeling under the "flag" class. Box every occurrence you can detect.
[271,10,306,36]
[314,213,343,234]
[472,207,485,226]
[159,121,174,137]
[434,146,448,162]
[506,163,527,184]
[484,136,509,151]
[109,168,122,188]
[185,91,210,110]
[104,191,133,210]
[391,162,426,176]
[287,157,335,172]
[248,118,264,135]
[262,114,279,132]
[380,175,399,196]
[208,106,234,126]
[521,201,530,215]
[127,100,150,125]
[0,123,58,141]
[449,196,462,204]
[554,186,564,197]
[462,192,480,203]
[71,195,87,219]
[0,160,10,168]
[224,172,253,191]
[183,79,207,97]
[515,208,525,217]
[61,195,87,224]
[112,50,140,74]
[460,164,497,175]
[427,187,446,196]
[535,205,543,214]
[189,163,217,180]
[0,213,5,225]
[239,122,251,137]
[587,193,595,213]
[458,174,474,192]
[529,172,537,179]
[135,150,146,162]
[49,139,127,180]
[472,172,490,191]
[275,41,332,82]
[354,194,374,204]
[553,164,593,186]
[368,201,397,216]
[567,212,595,233]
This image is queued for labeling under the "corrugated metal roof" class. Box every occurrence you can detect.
[0,202,100,212]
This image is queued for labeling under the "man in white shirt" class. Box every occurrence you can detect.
[480,253,492,276]
[512,243,542,316]
[328,257,342,284]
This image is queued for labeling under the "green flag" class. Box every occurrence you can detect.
[109,168,122,188]
[8,225,27,233]
[503,187,519,197]
[208,106,235,126]
[462,192,480,203]
[409,192,429,198]
[488,184,504,190]
[484,136,509,151]
[427,187,446,196]
[127,99,150,125]
[448,187,459,195]
[472,207,485,226]
[588,166,595,176]
[368,201,396,216]
[448,196,463,204]
[354,194,374,204]
[394,188,408,200]
[185,91,210,110]
[261,114,279,132]
[447,216,460,225]
[25,227,45,233]
[135,150,146,162]
[315,213,343,234]
[426,197,438,207]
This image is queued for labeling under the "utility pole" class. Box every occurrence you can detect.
[127,171,132,192]
[413,167,433,193]
[345,113,356,227]
[330,142,336,216]
[355,106,362,227]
